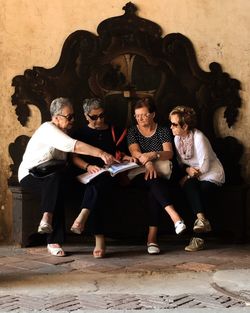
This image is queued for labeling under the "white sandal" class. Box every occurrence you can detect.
[47,244,65,257]
[147,243,160,255]
[38,221,53,234]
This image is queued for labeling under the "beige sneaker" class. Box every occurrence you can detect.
[185,237,205,252]
[193,218,211,233]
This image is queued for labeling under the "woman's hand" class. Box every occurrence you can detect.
[138,152,155,165]
[99,151,118,166]
[122,155,137,163]
[144,161,157,180]
[87,165,102,174]
[186,166,201,178]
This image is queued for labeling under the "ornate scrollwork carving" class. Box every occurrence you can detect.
[8,135,30,186]
[10,2,243,185]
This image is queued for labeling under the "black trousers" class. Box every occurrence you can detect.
[20,172,67,244]
[79,172,116,235]
[182,178,217,216]
[131,174,174,227]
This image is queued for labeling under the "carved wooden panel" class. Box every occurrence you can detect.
[10,2,243,185]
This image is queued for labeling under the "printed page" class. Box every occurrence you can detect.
[77,168,107,184]
[108,162,139,176]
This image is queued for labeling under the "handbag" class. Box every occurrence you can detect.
[153,159,172,179]
[127,159,172,180]
[29,159,67,178]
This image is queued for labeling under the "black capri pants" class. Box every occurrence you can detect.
[182,178,218,216]
[79,172,117,235]
[20,172,66,244]
[131,174,174,227]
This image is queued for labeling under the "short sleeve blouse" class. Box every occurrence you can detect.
[127,125,172,152]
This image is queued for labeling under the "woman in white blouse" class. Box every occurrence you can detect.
[169,106,225,252]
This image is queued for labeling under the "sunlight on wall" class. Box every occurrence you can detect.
[1,0,250,243]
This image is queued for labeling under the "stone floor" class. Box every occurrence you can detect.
[0,237,250,312]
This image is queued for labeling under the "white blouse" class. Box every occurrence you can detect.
[18,122,77,181]
[174,129,225,185]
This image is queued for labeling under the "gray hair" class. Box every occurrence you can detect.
[82,98,104,114]
[169,105,197,129]
[50,97,72,117]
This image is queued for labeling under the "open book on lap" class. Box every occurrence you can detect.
[77,161,139,184]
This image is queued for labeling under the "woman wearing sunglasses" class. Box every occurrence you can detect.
[169,106,225,252]
[18,97,116,257]
[127,97,186,255]
[71,98,135,258]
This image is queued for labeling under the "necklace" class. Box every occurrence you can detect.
[137,123,157,137]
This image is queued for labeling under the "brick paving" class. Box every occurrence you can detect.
[0,242,249,311]
[0,293,246,311]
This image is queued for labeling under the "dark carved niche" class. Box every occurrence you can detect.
[10,1,243,185]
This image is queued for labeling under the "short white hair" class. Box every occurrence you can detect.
[50,97,72,117]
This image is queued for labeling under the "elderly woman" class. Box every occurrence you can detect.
[169,106,225,252]
[18,97,115,257]
[71,98,135,258]
[127,97,186,255]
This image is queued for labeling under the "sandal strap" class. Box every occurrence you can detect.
[47,245,65,257]
[71,221,84,234]
[72,221,82,227]
[38,221,53,234]
[93,248,105,258]
[147,243,159,248]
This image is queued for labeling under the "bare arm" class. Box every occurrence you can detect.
[72,153,102,174]
[129,142,173,165]
[128,143,142,160]
[74,140,116,166]
[157,142,173,160]
[72,154,88,170]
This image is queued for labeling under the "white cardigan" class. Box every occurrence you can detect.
[174,129,225,185]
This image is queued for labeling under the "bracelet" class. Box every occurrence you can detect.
[85,163,90,171]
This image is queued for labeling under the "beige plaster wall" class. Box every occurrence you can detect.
[0,0,249,243]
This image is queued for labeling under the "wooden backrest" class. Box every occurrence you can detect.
[9,2,243,185]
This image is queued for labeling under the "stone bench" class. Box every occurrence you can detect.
[10,180,250,247]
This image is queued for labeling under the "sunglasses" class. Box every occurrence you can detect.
[87,112,105,121]
[57,113,75,121]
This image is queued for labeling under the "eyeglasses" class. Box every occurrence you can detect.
[134,113,151,119]
[57,113,75,121]
[170,122,180,127]
[87,112,105,121]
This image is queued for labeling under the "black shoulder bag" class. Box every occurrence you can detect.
[29,159,67,178]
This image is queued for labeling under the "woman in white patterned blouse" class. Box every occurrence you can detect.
[169,105,225,252]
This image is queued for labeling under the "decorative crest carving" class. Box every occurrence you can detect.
[10,2,243,185]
